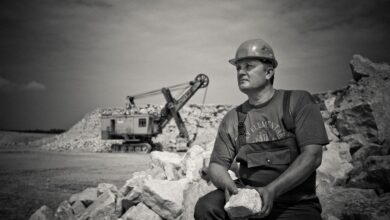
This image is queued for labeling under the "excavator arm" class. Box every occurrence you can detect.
[158,74,209,141]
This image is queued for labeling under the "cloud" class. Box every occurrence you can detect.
[276,0,390,32]
[22,81,47,91]
[0,76,47,93]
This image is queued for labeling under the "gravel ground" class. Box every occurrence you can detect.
[0,150,151,220]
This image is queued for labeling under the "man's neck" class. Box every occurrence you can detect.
[246,85,275,106]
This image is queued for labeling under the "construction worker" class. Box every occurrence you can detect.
[194,39,329,220]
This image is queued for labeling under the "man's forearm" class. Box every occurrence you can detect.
[208,162,236,191]
[266,145,322,198]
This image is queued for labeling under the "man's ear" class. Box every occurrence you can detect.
[265,68,274,80]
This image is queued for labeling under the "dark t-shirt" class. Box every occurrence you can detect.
[210,89,329,169]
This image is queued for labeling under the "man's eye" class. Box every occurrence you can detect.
[236,66,241,71]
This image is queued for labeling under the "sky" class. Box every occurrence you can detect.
[1,0,390,130]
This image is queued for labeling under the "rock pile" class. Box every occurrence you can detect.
[30,55,390,220]
[29,145,218,220]
[314,55,390,220]
[35,105,233,152]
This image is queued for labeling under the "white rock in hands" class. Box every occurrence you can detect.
[224,188,262,219]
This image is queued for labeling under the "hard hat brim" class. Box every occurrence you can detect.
[228,56,278,68]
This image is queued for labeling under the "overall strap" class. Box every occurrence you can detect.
[236,104,248,150]
[282,90,300,156]
[282,90,295,131]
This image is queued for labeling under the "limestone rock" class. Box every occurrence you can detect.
[162,162,182,180]
[348,155,390,192]
[78,190,116,220]
[350,54,386,81]
[341,133,369,155]
[117,170,154,214]
[150,151,183,180]
[29,205,54,220]
[335,55,390,142]
[71,200,85,216]
[142,179,189,220]
[180,180,217,220]
[121,186,143,211]
[346,166,379,191]
[69,187,98,206]
[115,195,124,217]
[324,96,336,113]
[204,140,215,152]
[321,110,331,121]
[319,187,377,219]
[224,188,262,219]
[341,192,390,220]
[181,145,205,181]
[144,166,167,180]
[54,200,76,220]
[318,142,353,186]
[335,104,379,143]
[324,123,339,143]
[97,183,118,196]
[191,129,218,147]
[121,202,162,220]
[324,215,341,220]
[119,171,152,196]
[352,143,388,162]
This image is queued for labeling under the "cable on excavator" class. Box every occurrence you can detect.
[128,82,189,100]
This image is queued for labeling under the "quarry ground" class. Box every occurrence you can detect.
[0,132,151,220]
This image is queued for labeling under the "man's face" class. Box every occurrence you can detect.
[235,59,270,92]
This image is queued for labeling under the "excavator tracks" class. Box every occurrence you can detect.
[111,143,152,153]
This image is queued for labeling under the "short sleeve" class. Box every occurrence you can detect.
[209,112,237,169]
[292,91,329,147]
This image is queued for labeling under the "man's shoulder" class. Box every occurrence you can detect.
[222,106,239,121]
[282,89,311,97]
[281,89,315,104]
[292,89,315,102]
[218,105,240,129]
[282,89,317,117]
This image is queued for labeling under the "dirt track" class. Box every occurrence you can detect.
[0,150,151,220]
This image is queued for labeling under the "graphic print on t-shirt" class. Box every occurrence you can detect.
[245,117,287,143]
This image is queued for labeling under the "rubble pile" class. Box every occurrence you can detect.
[30,55,390,220]
[156,104,234,150]
[314,55,390,220]
[36,104,233,152]
[29,144,218,220]
[36,109,121,152]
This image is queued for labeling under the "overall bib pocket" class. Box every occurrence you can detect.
[246,147,291,168]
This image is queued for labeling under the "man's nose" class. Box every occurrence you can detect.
[237,68,247,76]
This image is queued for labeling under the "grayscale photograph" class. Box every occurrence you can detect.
[0,0,389,219]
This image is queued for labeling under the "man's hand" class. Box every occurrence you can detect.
[224,183,238,202]
[225,182,238,202]
[208,163,238,197]
[254,186,275,218]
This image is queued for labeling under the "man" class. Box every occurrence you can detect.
[194,39,329,220]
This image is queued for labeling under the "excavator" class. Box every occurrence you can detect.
[101,73,209,153]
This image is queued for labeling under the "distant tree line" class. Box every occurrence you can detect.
[0,128,66,134]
